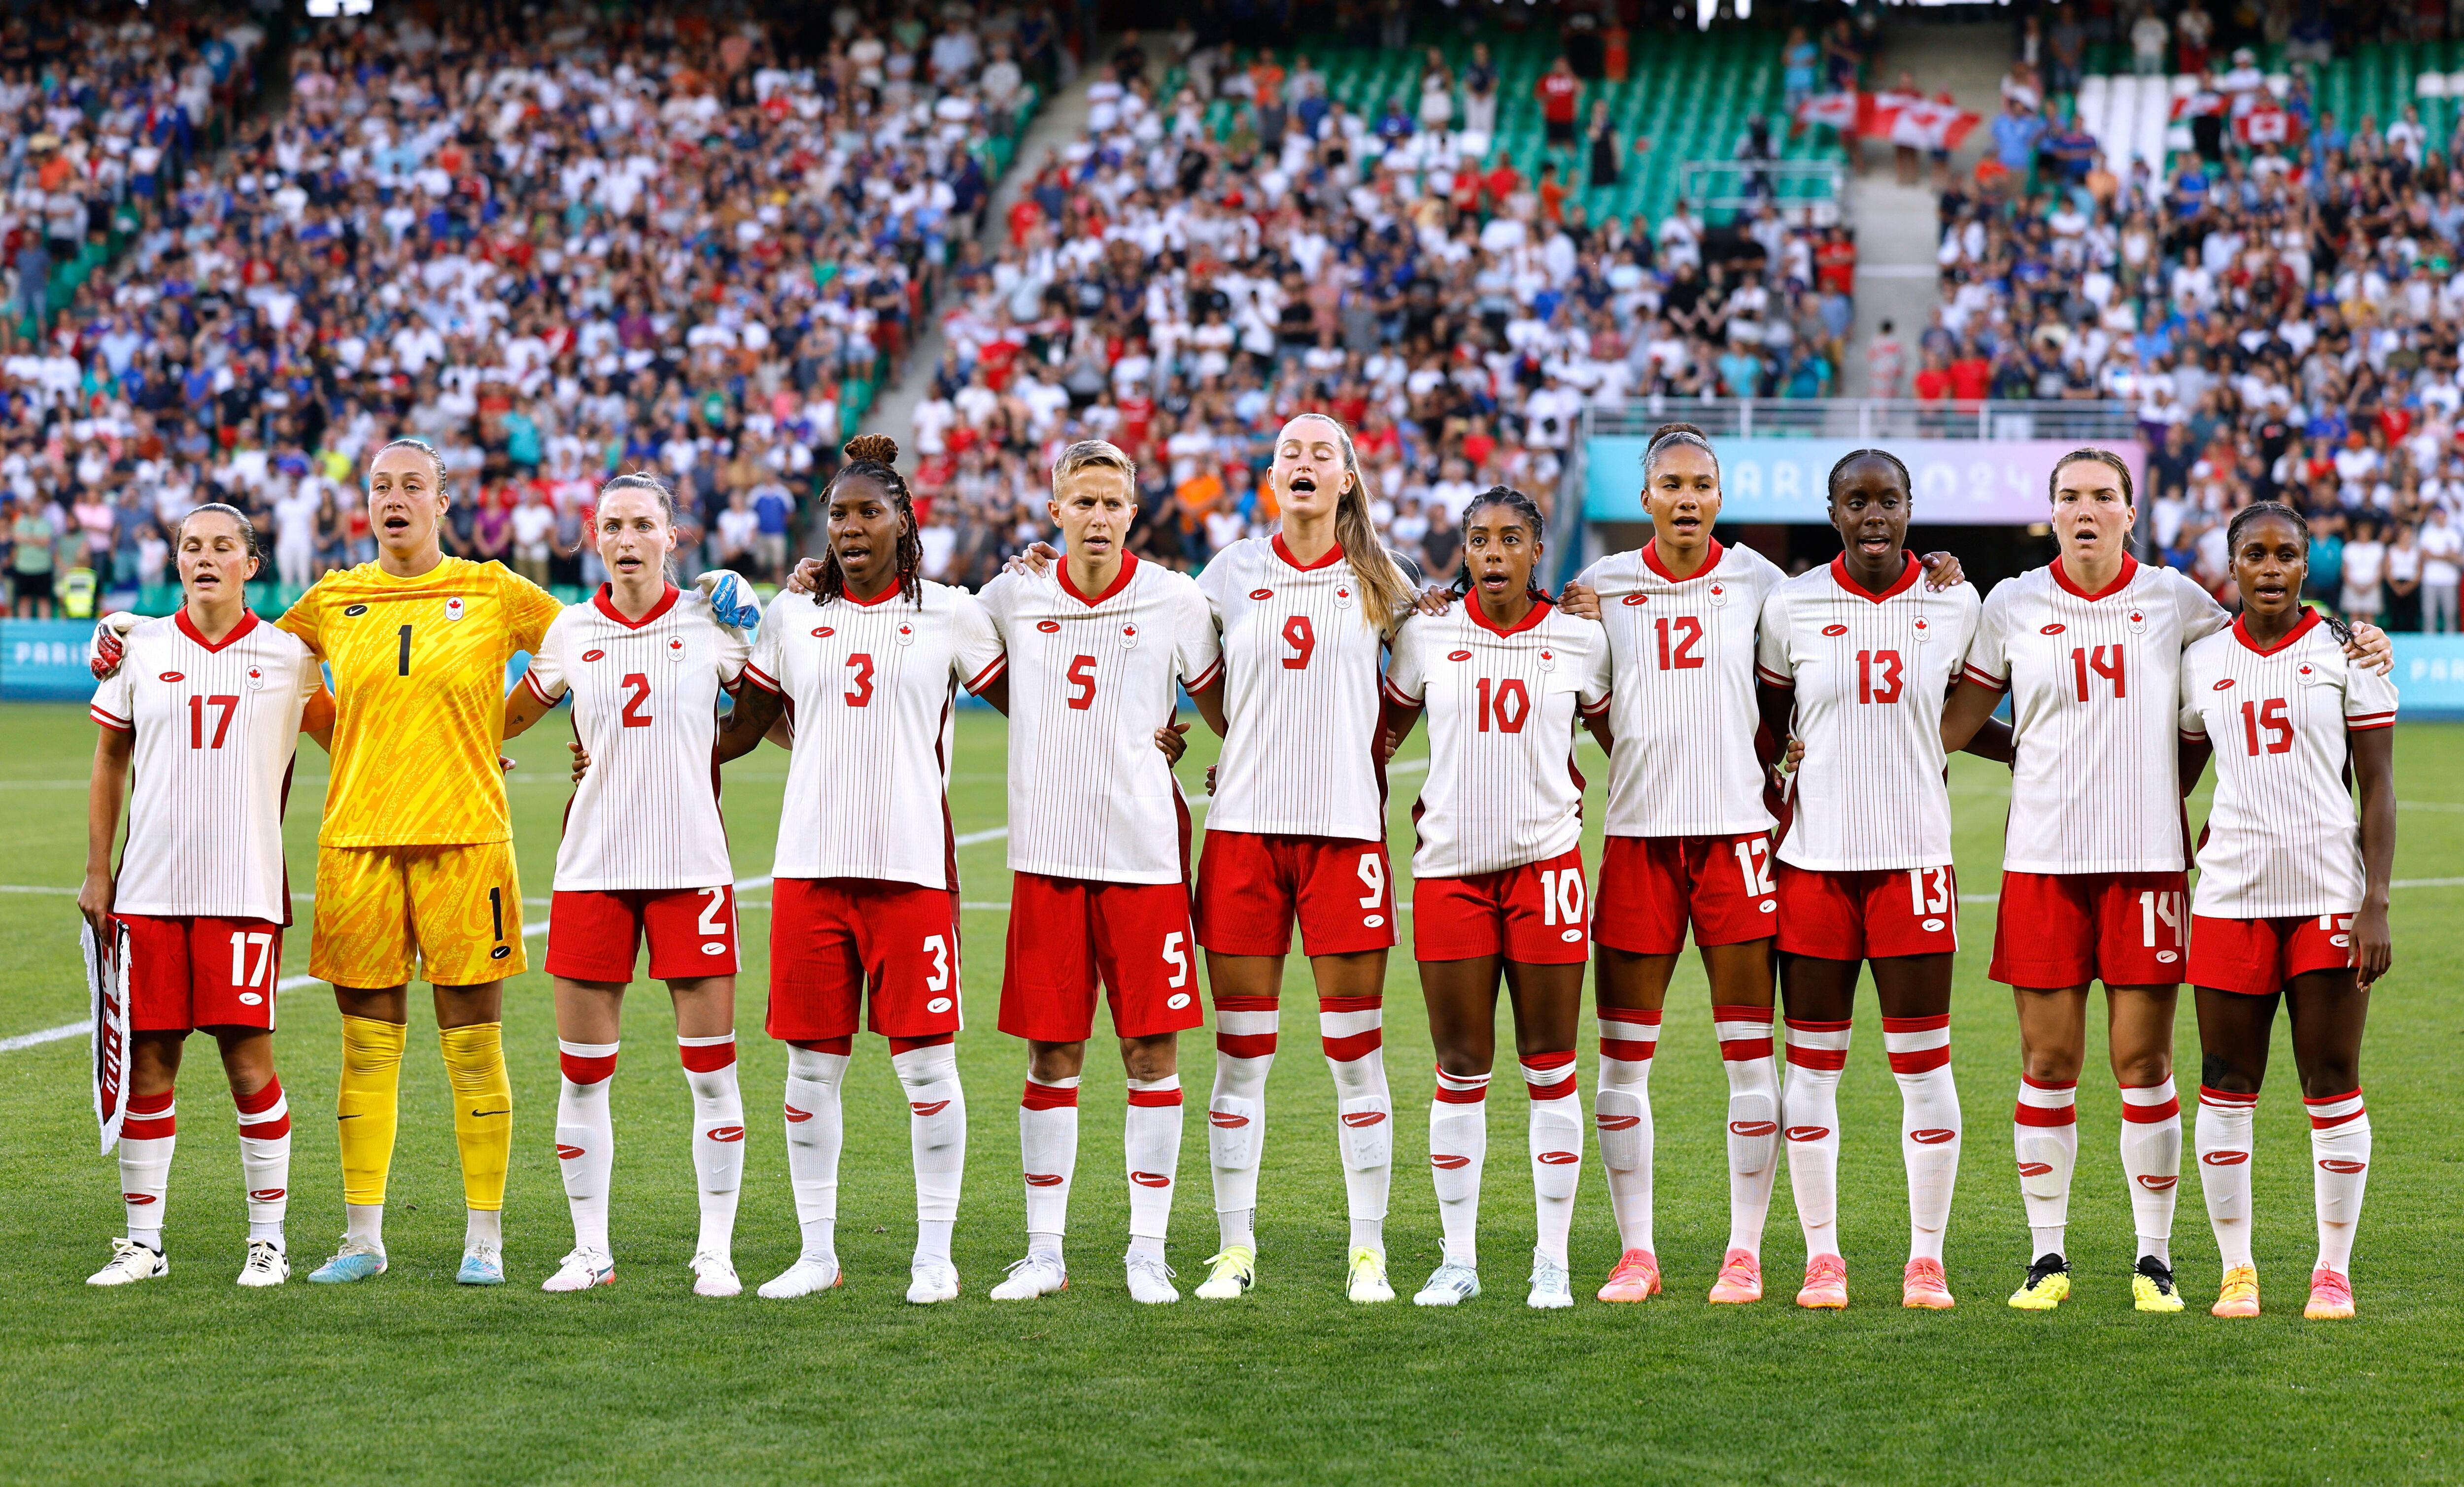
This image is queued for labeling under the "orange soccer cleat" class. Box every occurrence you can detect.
[1797,1253,1849,1309]
[1596,1248,1663,1303]
[1707,1248,1764,1304]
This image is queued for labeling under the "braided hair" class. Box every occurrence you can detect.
[1826,447,1912,503]
[817,434,925,606]
[2224,500,2349,640]
[1448,484,1552,603]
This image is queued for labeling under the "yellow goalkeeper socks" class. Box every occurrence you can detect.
[337,1015,406,1207]
[438,1022,513,1213]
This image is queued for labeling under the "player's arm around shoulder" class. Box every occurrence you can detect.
[491,558,567,655]
[941,582,1009,699]
[504,605,577,741]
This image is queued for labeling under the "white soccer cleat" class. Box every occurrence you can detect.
[906,1258,962,1304]
[689,1251,742,1297]
[757,1255,842,1299]
[1528,1250,1575,1310]
[236,1239,289,1287]
[989,1251,1069,1301]
[1194,1245,1256,1300]
[1346,1245,1395,1304]
[542,1248,616,1292]
[88,1238,168,1287]
[1413,1260,1482,1306]
[1124,1251,1179,1304]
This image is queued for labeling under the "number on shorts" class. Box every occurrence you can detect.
[1732,837,1775,896]
[1355,850,1386,908]
[1857,649,1905,704]
[1066,654,1098,710]
[1162,930,1189,987]
[1654,615,1705,671]
[1280,614,1315,670]
[2138,889,2183,947]
[844,652,876,707]
[620,672,653,727]
[1475,676,1530,733]
[187,694,238,749]
[698,885,728,936]
[488,885,505,944]
[923,934,950,992]
[227,930,274,989]
[1539,868,1584,927]
[1906,866,1952,916]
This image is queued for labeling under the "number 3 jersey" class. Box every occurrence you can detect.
[2178,610,2397,919]
[88,610,324,922]
[1383,598,1611,879]
[977,554,1224,884]
[745,580,1006,890]
[1756,556,1981,872]
[521,584,751,892]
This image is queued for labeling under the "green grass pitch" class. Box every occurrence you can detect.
[0,701,2460,1484]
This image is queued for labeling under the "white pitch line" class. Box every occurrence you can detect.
[0,1021,89,1052]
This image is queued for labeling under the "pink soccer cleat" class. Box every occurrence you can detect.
[1902,1256,1955,1309]
[1707,1248,1763,1304]
[1596,1248,1663,1302]
[1796,1253,1848,1309]
[2212,1264,2260,1318]
[2304,1268,2354,1320]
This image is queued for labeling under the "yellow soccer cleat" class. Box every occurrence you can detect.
[2008,1253,2071,1311]
[2132,1256,2185,1313]
[1346,1246,1395,1304]
[2304,1268,2355,1320]
[2212,1264,2261,1318]
[1194,1245,1255,1300]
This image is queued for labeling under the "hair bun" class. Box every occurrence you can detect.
[843,434,900,466]
[1649,422,1710,444]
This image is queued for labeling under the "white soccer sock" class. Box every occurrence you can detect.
[1712,1004,1778,1257]
[344,1203,384,1246]
[555,1040,620,1255]
[893,1038,966,1267]
[1523,1052,1581,1270]
[1782,1017,1850,1258]
[783,1043,850,1262]
[1594,1007,1658,1254]
[234,1076,292,1245]
[1322,995,1392,1253]
[2013,1075,2078,1259]
[2195,1085,2258,1272]
[1125,1074,1183,1257]
[679,1033,745,1260]
[2119,1077,2183,1267]
[2304,1088,2370,1277]
[1429,1066,1490,1268]
[118,1089,176,1252]
[1885,1014,1960,1264]
[1209,995,1277,1252]
[1020,1075,1081,1260]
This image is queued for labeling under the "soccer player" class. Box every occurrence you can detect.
[1380,486,1611,1310]
[2176,502,2396,1321]
[80,505,329,1287]
[500,473,754,1297]
[720,435,1005,1305]
[1754,449,1979,1311]
[972,439,1224,1305]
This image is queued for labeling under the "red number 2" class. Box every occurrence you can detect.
[844,652,876,707]
[1280,615,1316,670]
[619,673,653,728]
[1066,654,1098,710]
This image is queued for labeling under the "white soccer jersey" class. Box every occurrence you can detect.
[1197,534,1399,842]
[745,579,1005,890]
[2178,610,2396,918]
[978,554,1224,884]
[88,611,323,921]
[1961,557,2228,874]
[1756,557,1982,872]
[1578,539,1784,837]
[522,585,751,891]
[1383,599,1612,878]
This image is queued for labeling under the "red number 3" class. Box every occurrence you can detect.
[844,652,875,706]
[1281,615,1315,670]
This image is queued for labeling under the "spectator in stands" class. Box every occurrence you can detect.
[1537,56,1581,152]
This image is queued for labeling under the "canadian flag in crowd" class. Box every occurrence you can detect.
[1867,96,1981,151]
[2236,104,2302,145]
[1796,91,1861,130]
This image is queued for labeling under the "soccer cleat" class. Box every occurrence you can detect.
[1902,1256,1955,1310]
[1527,1251,1574,1310]
[1797,1253,1849,1309]
[1346,1246,1395,1304]
[88,1238,168,1287]
[1413,1261,1482,1306]
[2304,1268,2355,1320]
[757,1255,843,1299]
[307,1237,387,1284]
[989,1252,1069,1301]
[542,1249,616,1292]
[690,1252,742,1298]
[1124,1251,1179,1305]
[2008,1253,2071,1311]
[1194,1245,1256,1300]
[1596,1247,1663,1303]
[2132,1255,2185,1313]
[236,1240,289,1288]
[1707,1248,1764,1304]
[2212,1264,2261,1318]
[906,1258,962,1304]
[457,1244,506,1286]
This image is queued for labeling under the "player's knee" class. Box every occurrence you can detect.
[1118,1034,1176,1083]
[2298,1063,2361,1102]
[2020,1043,2085,1084]
[2111,1048,2172,1089]
[1027,1039,1088,1084]
[1432,1045,1493,1081]
[2198,1052,2260,1096]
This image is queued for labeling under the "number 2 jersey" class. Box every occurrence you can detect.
[1383,598,1611,878]
[1756,556,1981,872]
[744,580,1006,890]
[2178,609,2397,919]
[88,610,324,922]
[977,554,1223,884]
[520,584,751,892]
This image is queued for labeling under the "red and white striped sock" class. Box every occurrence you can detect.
[2305,1088,2370,1277]
[1020,1075,1081,1260]
[2013,1075,2078,1259]
[555,1040,619,1255]
[1125,1074,1183,1259]
[1884,1014,1960,1264]
[2195,1085,2258,1271]
[1594,1006,1658,1253]
[1322,994,1392,1252]
[234,1076,292,1244]
[1524,1051,1581,1269]
[1208,995,1278,1251]
[1430,1066,1491,1268]
[1782,1018,1851,1257]
[119,1088,176,1252]
[784,1039,851,1262]
[678,1034,744,1259]
[2119,1077,2182,1267]
[1712,1004,1778,1257]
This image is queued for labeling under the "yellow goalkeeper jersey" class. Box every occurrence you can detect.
[280,556,563,848]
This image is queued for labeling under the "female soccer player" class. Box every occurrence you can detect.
[2176,502,2396,1321]
[500,473,754,1297]
[80,505,329,1287]
[1380,486,1611,1310]
[1754,449,1979,1311]
[720,435,1006,1305]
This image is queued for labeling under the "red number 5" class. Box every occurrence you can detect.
[1280,615,1316,670]
[1066,654,1098,709]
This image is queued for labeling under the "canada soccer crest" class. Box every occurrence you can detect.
[894,622,916,646]
[444,597,465,621]
[667,636,685,662]
[243,665,265,691]
[2126,608,2147,634]
[1708,582,1727,608]
[1332,584,1354,609]
[1120,622,1139,648]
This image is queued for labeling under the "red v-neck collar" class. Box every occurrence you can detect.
[1643,537,1722,583]
[1272,531,1345,571]
[2233,606,2322,656]
[1830,553,1919,603]
[1059,551,1138,607]
[593,582,681,629]
[1465,594,1552,638]
[836,580,905,608]
[2050,553,2138,601]
[176,607,258,652]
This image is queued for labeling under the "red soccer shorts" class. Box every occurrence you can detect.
[1000,873,1205,1042]
[117,914,282,1033]
[1412,847,1590,965]
[768,878,963,1041]
[546,885,740,983]
[2190,913,2356,997]
[1196,830,1396,958]
[1592,833,1780,955]
[1774,862,1960,961]
[1990,872,2187,989]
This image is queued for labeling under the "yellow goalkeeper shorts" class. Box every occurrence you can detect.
[310,842,527,989]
